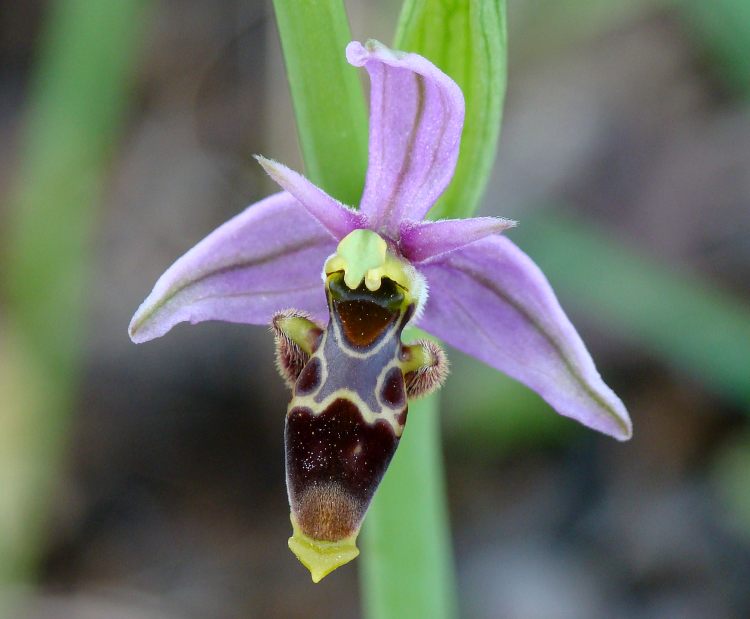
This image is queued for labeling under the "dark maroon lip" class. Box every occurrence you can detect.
[285,399,401,541]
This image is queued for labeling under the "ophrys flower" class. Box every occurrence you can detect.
[129,40,631,582]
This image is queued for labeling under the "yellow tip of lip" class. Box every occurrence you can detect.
[288,516,360,583]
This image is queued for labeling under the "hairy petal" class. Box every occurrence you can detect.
[129,192,334,343]
[347,40,464,235]
[419,236,632,440]
[399,216,516,263]
[256,156,365,239]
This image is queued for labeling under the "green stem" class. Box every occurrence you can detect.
[0,0,147,584]
[362,391,458,619]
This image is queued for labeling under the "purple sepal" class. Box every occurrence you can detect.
[418,235,632,440]
[256,156,365,240]
[129,192,334,343]
[399,216,516,263]
[347,40,465,237]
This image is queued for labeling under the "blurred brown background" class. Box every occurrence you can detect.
[1,1,749,617]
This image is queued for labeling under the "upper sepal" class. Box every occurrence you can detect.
[128,192,334,343]
[347,40,465,236]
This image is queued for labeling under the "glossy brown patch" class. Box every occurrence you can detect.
[326,274,406,348]
[335,299,396,347]
[285,399,399,541]
[381,367,405,407]
[295,357,322,395]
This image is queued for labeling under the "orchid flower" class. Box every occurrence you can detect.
[129,40,631,582]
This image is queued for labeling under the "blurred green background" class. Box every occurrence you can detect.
[1,0,749,617]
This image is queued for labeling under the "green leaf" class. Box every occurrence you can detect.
[272,0,369,205]
[1,0,148,582]
[395,0,508,220]
[678,0,750,97]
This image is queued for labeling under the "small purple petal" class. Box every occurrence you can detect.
[129,192,334,343]
[418,236,632,440]
[256,156,365,240]
[399,216,516,263]
[347,40,464,236]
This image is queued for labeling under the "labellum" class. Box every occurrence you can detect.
[272,229,447,581]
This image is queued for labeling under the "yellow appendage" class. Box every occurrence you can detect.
[325,229,410,292]
[288,515,360,583]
